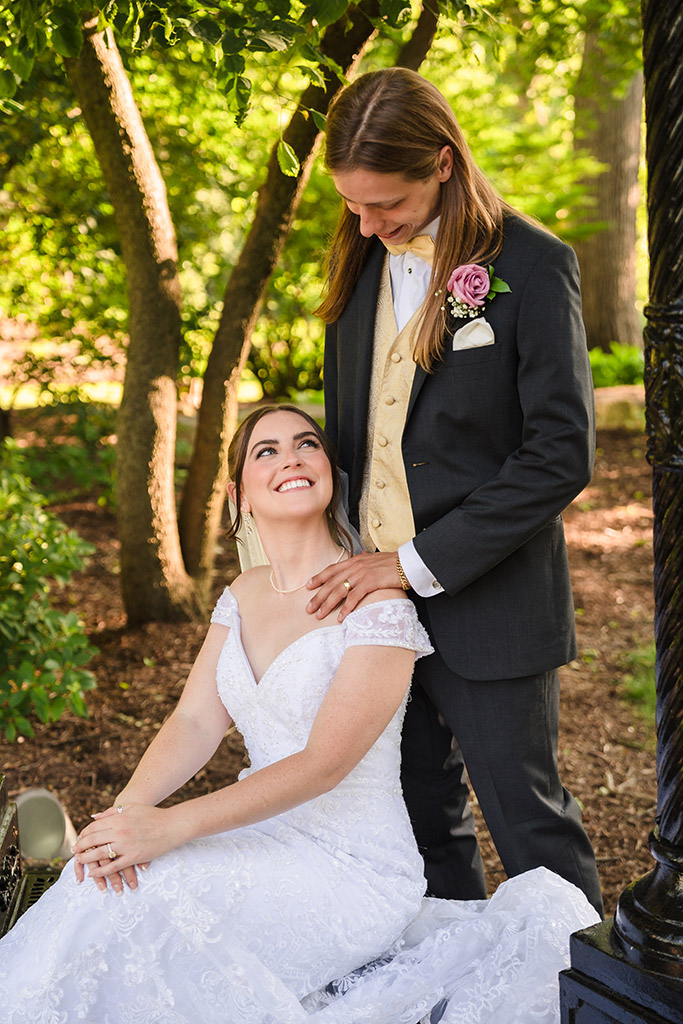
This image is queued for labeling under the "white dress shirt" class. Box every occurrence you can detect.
[388,218,444,598]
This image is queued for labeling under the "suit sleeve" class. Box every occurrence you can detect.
[412,240,595,596]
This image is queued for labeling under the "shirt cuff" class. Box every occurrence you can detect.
[398,541,444,597]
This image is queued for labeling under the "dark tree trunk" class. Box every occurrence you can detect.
[65,21,199,624]
[178,0,441,588]
[396,0,440,70]
[61,3,440,622]
[573,32,643,352]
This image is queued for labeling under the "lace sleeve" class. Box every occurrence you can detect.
[210,586,237,629]
[343,600,433,659]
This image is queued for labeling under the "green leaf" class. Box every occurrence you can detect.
[31,685,50,723]
[4,721,16,742]
[277,140,300,177]
[378,0,412,24]
[68,691,89,718]
[0,70,17,99]
[15,715,35,738]
[487,266,511,294]
[49,696,67,721]
[216,52,246,83]
[311,109,327,132]
[220,30,248,56]
[190,18,223,45]
[298,63,326,89]
[51,22,84,59]
[225,74,251,125]
[304,0,348,29]
[6,48,34,81]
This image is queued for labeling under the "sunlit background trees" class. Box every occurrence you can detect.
[0,0,645,733]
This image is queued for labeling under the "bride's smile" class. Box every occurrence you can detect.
[240,410,334,522]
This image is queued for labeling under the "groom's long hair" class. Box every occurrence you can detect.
[315,68,513,372]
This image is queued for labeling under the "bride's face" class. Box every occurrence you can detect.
[240,410,334,525]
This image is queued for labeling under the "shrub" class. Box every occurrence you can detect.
[15,400,117,509]
[0,442,98,740]
[589,343,644,389]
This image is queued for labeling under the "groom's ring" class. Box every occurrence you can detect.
[343,579,353,591]
[107,843,117,860]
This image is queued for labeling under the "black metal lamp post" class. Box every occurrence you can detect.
[560,2,683,1020]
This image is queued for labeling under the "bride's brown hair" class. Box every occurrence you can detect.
[227,405,352,551]
[315,68,513,372]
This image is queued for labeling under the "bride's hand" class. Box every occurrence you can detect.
[306,551,404,620]
[72,804,178,883]
[73,851,144,894]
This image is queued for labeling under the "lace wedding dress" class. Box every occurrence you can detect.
[0,591,599,1023]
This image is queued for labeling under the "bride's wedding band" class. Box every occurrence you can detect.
[343,579,352,591]
[107,843,117,860]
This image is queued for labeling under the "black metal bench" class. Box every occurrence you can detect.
[0,775,60,937]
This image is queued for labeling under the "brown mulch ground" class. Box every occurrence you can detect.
[2,425,657,916]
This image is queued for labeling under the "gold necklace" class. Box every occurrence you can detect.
[269,548,345,595]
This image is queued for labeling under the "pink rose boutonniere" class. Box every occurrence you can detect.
[443,264,511,320]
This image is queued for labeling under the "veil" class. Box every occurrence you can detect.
[228,469,364,573]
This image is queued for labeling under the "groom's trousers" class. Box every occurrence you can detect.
[400,627,604,918]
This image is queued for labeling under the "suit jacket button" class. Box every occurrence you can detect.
[375,480,385,489]
[371,518,381,529]
[378,436,388,447]
[391,353,402,363]
[384,395,395,405]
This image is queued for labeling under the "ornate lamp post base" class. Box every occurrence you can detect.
[560,920,683,1023]
[613,831,683,978]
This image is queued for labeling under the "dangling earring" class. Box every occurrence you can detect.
[243,509,253,536]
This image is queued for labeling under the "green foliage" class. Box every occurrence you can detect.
[16,401,117,506]
[0,1,411,121]
[589,343,644,388]
[619,641,656,726]
[0,441,98,740]
[0,51,128,352]
[0,1,645,405]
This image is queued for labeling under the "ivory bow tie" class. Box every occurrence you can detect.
[381,234,435,265]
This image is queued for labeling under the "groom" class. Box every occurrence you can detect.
[307,68,603,916]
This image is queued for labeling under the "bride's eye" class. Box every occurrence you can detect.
[299,438,320,450]
[255,445,276,458]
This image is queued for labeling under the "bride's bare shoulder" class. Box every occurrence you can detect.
[228,566,270,601]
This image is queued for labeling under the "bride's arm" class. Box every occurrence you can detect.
[73,624,232,886]
[73,608,415,878]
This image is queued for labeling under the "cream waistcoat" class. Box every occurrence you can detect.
[360,257,424,552]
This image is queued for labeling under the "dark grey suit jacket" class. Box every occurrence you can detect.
[324,214,595,680]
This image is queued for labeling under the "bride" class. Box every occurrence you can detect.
[0,405,598,1023]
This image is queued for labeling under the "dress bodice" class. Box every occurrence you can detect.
[211,589,432,876]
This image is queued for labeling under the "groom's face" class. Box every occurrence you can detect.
[331,147,453,245]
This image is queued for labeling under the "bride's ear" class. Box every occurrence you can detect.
[226,481,238,505]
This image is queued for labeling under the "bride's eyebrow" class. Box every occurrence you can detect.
[248,431,318,454]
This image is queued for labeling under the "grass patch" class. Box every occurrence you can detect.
[619,641,656,726]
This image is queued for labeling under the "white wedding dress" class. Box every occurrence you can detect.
[0,591,598,1023]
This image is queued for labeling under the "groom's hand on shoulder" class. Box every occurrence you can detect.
[306,551,405,622]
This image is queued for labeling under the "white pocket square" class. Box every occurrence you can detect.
[452,318,495,351]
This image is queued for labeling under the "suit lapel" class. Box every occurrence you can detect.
[407,364,428,421]
[347,241,384,445]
